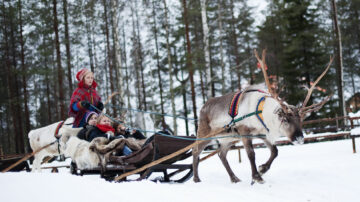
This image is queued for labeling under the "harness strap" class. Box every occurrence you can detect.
[256,96,269,132]
[228,89,268,120]
[54,121,64,139]
[228,91,242,119]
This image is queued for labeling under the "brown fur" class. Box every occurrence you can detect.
[89,137,146,168]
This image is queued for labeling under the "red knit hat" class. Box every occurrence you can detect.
[76,68,91,82]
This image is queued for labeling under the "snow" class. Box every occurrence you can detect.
[1,139,360,202]
[351,127,360,136]
[349,110,360,118]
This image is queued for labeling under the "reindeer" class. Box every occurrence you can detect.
[192,50,333,184]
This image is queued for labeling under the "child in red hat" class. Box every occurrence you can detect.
[68,68,103,127]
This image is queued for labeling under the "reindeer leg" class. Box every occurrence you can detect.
[259,139,278,175]
[243,137,264,185]
[192,140,211,183]
[218,142,241,183]
[32,152,44,172]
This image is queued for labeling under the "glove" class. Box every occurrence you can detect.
[80,101,91,109]
[97,101,104,111]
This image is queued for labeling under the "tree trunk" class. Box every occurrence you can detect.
[18,0,30,141]
[200,0,212,99]
[10,19,25,154]
[152,0,166,129]
[130,2,142,110]
[63,0,73,98]
[182,0,198,133]
[2,2,21,153]
[134,0,147,112]
[85,13,95,72]
[330,0,346,119]
[122,26,133,124]
[103,0,116,116]
[217,0,226,95]
[111,0,124,109]
[53,0,66,120]
[174,47,190,136]
[230,0,241,90]
[163,0,177,135]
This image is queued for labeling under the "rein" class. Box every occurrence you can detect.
[141,130,266,141]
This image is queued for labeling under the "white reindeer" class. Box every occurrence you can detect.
[192,50,333,184]
[28,118,81,172]
[59,134,104,170]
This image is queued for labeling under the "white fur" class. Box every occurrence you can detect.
[61,135,100,170]
[28,118,79,172]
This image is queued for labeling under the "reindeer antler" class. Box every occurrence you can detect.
[254,49,272,95]
[254,49,290,113]
[301,56,334,108]
[299,56,334,120]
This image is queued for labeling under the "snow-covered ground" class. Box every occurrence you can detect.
[1,138,359,202]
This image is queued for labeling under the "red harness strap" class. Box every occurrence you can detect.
[228,91,242,118]
[54,121,64,139]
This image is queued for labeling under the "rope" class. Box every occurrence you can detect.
[141,130,266,141]
[108,104,197,121]
[91,104,266,141]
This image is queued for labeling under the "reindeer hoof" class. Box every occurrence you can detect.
[193,177,201,183]
[231,176,241,183]
[258,164,269,175]
[251,174,265,185]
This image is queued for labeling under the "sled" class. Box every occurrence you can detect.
[0,154,30,172]
[70,134,196,183]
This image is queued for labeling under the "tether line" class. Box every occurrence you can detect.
[107,104,197,121]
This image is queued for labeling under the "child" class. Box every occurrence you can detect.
[68,68,104,128]
[77,111,98,140]
[113,122,146,140]
[87,114,132,156]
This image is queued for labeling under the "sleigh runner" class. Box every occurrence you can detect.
[70,134,196,183]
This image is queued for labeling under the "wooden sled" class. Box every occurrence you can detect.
[0,154,30,172]
[70,135,196,183]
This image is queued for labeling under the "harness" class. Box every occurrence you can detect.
[54,121,64,139]
[255,96,269,132]
[226,91,269,132]
[54,121,64,155]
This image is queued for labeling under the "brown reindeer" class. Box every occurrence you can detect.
[192,50,333,184]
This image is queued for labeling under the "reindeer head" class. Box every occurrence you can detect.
[255,49,333,144]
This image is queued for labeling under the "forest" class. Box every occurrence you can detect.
[0,0,359,155]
